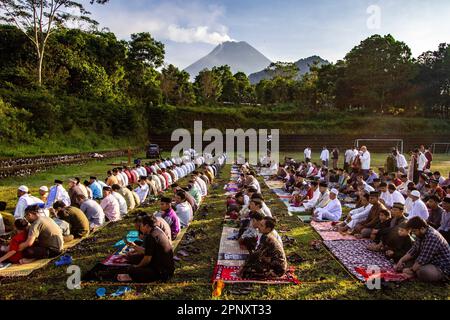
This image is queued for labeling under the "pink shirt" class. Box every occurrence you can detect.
[100,194,121,222]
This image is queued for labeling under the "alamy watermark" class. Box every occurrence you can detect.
[367,4,381,30]
[171,121,280,165]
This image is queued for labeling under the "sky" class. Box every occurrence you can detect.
[80,0,450,69]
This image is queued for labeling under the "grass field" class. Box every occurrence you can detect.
[0,153,449,300]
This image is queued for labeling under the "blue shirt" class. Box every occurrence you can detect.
[89,181,103,199]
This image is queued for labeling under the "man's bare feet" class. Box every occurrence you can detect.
[117,274,132,282]
[19,258,36,265]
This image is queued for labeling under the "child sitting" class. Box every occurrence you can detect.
[368,221,414,262]
[0,219,29,265]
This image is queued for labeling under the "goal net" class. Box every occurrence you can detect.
[354,139,404,154]
[432,143,450,154]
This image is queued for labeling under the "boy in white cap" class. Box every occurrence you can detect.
[408,190,429,221]
[39,186,49,203]
[14,186,44,220]
[313,188,342,222]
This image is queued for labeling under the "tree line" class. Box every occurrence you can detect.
[0,0,449,147]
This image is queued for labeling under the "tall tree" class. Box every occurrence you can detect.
[160,64,195,106]
[342,34,415,111]
[0,0,108,85]
[417,43,450,117]
[194,69,222,105]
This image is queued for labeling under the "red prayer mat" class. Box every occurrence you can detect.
[211,264,300,285]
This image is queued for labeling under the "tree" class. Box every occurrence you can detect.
[194,69,222,105]
[126,32,165,106]
[416,43,450,118]
[160,64,195,106]
[0,0,108,85]
[264,62,299,80]
[342,34,415,112]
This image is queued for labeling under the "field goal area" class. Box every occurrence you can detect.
[432,143,450,154]
[355,139,404,154]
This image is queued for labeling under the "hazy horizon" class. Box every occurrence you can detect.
[79,0,450,69]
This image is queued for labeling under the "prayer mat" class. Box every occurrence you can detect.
[113,230,140,248]
[344,204,357,209]
[354,267,412,283]
[217,227,249,267]
[0,237,83,278]
[264,180,285,190]
[102,244,133,267]
[323,240,406,282]
[212,264,300,285]
[310,221,358,241]
[287,205,306,213]
[296,215,312,223]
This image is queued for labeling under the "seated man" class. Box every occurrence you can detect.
[240,217,287,279]
[354,191,386,238]
[111,185,128,217]
[100,186,121,222]
[368,220,413,263]
[19,205,64,263]
[439,197,450,243]
[174,191,193,228]
[427,195,445,230]
[53,201,90,238]
[408,190,429,221]
[0,219,29,264]
[337,193,372,233]
[134,178,149,203]
[155,197,180,241]
[78,194,105,231]
[312,189,342,222]
[395,217,450,283]
[116,216,175,283]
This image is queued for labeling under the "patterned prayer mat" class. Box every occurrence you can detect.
[264,180,286,190]
[212,264,300,284]
[217,227,249,267]
[310,221,358,241]
[323,240,409,282]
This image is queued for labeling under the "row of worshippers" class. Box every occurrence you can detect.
[83,154,226,283]
[1,154,223,265]
[266,157,450,283]
[226,165,288,280]
[303,146,372,176]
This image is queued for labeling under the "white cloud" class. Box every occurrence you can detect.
[87,1,234,45]
[166,25,233,44]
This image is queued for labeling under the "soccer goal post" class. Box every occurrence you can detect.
[355,139,404,154]
[432,143,450,154]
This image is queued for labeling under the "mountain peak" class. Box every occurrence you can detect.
[184,41,272,79]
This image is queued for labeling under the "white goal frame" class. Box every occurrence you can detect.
[432,143,450,154]
[355,139,404,154]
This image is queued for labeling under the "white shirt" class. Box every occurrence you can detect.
[14,194,44,219]
[417,153,428,171]
[316,198,342,220]
[304,148,312,159]
[344,149,354,164]
[112,192,128,216]
[381,191,393,208]
[360,151,371,170]
[404,197,414,215]
[303,188,321,209]
[409,199,429,220]
[390,190,406,205]
[320,149,329,161]
[45,184,71,209]
[176,201,193,227]
[134,184,149,203]
[396,154,408,169]
[120,172,129,187]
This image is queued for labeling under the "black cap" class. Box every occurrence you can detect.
[54,179,63,184]
[160,197,172,204]
[319,182,328,187]
[90,176,97,180]
[369,191,380,196]
[103,186,112,191]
